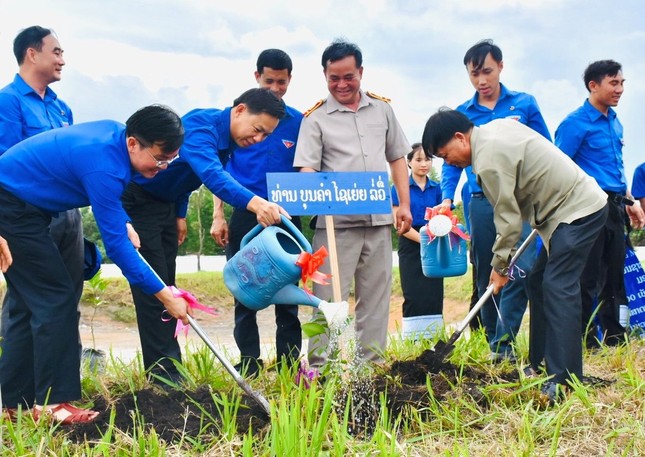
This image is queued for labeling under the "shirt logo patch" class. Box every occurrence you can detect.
[506,115,521,122]
[282,139,295,149]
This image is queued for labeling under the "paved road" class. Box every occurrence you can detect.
[1,248,643,281]
[99,253,401,277]
[99,248,645,277]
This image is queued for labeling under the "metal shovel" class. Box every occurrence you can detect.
[434,229,538,361]
[135,251,271,415]
[186,315,271,415]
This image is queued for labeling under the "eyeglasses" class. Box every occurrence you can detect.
[145,148,180,168]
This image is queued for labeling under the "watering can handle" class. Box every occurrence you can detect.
[240,214,312,253]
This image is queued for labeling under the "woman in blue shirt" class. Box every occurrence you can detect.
[392,143,444,339]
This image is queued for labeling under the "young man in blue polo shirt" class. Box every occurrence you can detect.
[0,105,190,423]
[439,39,551,362]
[556,60,645,347]
[121,88,288,384]
[210,49,304,378]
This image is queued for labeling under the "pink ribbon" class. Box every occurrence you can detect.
[424,206,470,247]
[162,286,220,338]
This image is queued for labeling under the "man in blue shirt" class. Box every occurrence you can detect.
[633,163,645,209]
[210,50,303,378]
[122,88,288,384]
[439,40,551,361]
[556,60,645,348]
[0,105,191,423]
[0,26,88,357]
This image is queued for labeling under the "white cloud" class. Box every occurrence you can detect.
[0,0,643,183]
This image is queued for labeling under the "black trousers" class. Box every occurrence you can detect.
[580,198,628,345]
[398,232,443,317]
[226,209,301,365]
[121,183,182,376]
[528,205,607,384]
[0,188,81,407]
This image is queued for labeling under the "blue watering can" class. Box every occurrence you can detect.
[420,223,468,278]
[223,215,348,327]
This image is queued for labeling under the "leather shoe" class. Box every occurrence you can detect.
[540,381,567,405]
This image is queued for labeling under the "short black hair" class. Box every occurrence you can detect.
[321,38,362,70]
[256,49,293,75]
[422,108,473,158]
[125,105,184,154]
[463,39,502,71]
[14,25,53,65]
[583,59,622,92]
[233,88,285,120]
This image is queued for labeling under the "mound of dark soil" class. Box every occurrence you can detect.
[67,385,269,443]
[66,349,519,443]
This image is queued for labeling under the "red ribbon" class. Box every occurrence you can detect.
[295,246,332,294]
[163,286,220,338]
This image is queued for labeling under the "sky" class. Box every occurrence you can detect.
[1,0,643,192]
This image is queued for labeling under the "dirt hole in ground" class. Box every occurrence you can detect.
[66,349,524,443]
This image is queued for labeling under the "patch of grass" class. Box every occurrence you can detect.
[3,266,645,455]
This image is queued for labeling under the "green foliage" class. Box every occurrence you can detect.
[302,322,327,338]
[180,185,221,256]
[80,207,105,260]
[630,228,645,246]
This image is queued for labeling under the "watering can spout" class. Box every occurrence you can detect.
[271,287,349,330]
[270,284,321,307]
[318,300,349,330]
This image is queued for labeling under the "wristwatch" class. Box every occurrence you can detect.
[496,266,509,277]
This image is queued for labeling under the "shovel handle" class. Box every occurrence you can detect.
[187,315,271,415]
[451,229,539,341]
[134,250,272,415]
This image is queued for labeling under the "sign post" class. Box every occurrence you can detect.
[267,171,392,302]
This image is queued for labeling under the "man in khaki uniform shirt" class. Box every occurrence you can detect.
[294,38,412,366]
[422,108,607,402]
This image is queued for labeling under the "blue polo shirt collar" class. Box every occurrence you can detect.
[582,98,616,122]
[463,83,514,110]
[408,174,439,190]
[13,73,58,101]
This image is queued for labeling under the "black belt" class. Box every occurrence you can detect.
[605,191,634,206]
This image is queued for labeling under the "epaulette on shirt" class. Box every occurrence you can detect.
[366,91,391,103]
[303,99,325,117]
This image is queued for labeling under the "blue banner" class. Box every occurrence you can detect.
[266,172,392,216]
[625,247,645,334]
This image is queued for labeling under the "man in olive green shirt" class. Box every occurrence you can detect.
[422,108,607,399]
